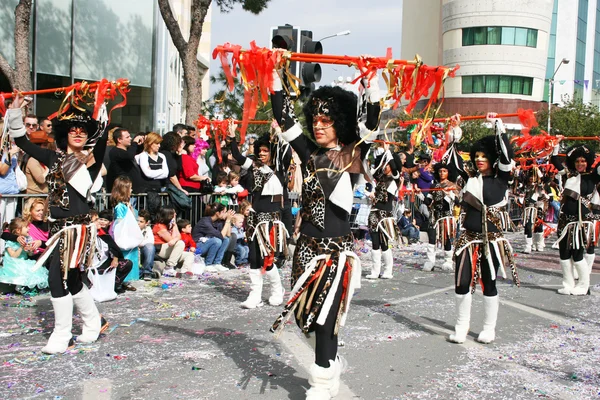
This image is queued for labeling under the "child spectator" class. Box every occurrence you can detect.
[177,219,196,253]
[225,171,248,205]
[138,209,157,280]
[91,210,134,293]
[0,217,48,292]
[231,213,249,267]
[399,209,420,244]
[110,176,139,282]
[152,207,194,278]
[213,171,230,206]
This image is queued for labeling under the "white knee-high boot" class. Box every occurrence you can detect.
[477,295,499,344]
[523,237,532,254]
[380,249,394,279]
[571,259,591,296]
[533,232,545,251]
[441,250,454,271]
[72,286,106,343]
[366,249,381,279]
[558,259,575,295]
[241,269,264,309]
[422,244,436,272]
[448,293,471,344]
[266,267,285,306]
[41,294,74,354]
[306,359,340,400]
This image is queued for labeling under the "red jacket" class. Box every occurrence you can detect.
[178,154,201,189]
[181,232,196,251]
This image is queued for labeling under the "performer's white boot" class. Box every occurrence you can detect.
[441,250,454,271]
[558,259,575,295]
[422,244,436,272]
[306,359,341,400]
[477,295,499,344]
[366,249,381,279]
[266,267,285,306]
[448,293,471,344]
[72,286,105,343]
[585,252,595,271]
[523,237,532,254]
[241,269,264,309]
[571,259,591,296]
[380,249,394,279]
[533,232,545,252]
[41,294,74,354]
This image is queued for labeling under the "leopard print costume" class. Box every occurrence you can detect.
[252,166,273,193]
[300,157,326,231]
[373,177,391,205]
[246,210,281,239]
[272,233,355,334]
[46,151,69,210]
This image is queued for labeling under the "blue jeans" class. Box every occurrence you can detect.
[401,226,419,241]
[196,237,230,265]
[550,200,560,223]
[140,243,156,275]
[234,243,249,264]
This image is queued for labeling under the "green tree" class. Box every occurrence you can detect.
[158,0,271,126]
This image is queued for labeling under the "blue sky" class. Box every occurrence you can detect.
[209,0,403,96]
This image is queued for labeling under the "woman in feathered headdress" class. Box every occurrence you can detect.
[5,94,109,354]
[448,113,519,346]
[269,67,381,398]
[550,138,600,295]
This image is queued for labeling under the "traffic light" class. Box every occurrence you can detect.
[271,24,299,77]
[298,30,322,87]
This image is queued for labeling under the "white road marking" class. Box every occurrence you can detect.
[279,330,357,399]
[388,285,455,304]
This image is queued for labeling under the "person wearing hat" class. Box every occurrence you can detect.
[227,124,290,310]
[5,93,109,354]
[24,130,54,194]
[448,113,519,345]
[269,65,380,398]
[551,137,600,295]
[365,142,402,279]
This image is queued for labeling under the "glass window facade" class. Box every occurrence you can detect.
[544,0,559,101]
[462,75,534,96]
[0,0,156,133]
[463,26,538,47]
[574,0,588,100]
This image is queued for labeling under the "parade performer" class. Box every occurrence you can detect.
[365,143,401,279]
[449,113,519,344]
[521,167,549,253]
[270,68,380,399]
[551,138,600,295]
[229,126,290,309]
[5,94,108,354]
[421,123,465,272]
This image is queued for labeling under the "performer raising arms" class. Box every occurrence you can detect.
[5,94,108,354]
[228,125,291,309]
[449,113,519,345]
[365,142,402,279]
[551,138,600,295]
[270,66,381,399]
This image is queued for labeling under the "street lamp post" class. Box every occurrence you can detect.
[548,57,570,134]
[317,30,351,42]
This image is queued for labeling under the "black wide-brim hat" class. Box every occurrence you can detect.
[53,110,99,150]
[566,145,595,172]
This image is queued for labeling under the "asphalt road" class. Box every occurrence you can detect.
[1,232,599,400]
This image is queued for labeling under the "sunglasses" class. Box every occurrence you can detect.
[25,123,39,129]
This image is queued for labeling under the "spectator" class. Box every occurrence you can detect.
[177,219,196,252]
[152,207,194,278]
[106,128,144,195]
[211,148,236,183]
[399,209,420,244]
[415,153,434,190]
[173,123,188,137]
[24,114,38,137]
[110,176,139,285]
[6,197,49,259]
[192,137,211,181]
[102,127,118,181]
[138,209,156,281]
[213,171,230,206]
[160,132,187,195]
[91,210,134,294]
[24,130,54,194]
[225,171,248,205]
[179,136,210,193]
[40,117,53,138]
[135,132,168,213]
[0,217,48,292]
[191,203,234,272]
[0,143,21,256]
[231,213,249,267]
